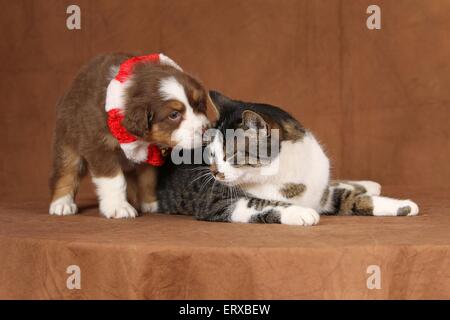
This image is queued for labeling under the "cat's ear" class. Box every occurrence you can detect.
[209,90,236,109]
[242,110,270,136]
[207,92,221,122]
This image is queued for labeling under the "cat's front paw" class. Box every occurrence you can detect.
[99,200,138,219]
[280,206,320,226]
[49,195,78,216]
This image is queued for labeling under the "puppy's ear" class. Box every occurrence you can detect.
[121,106,149,138]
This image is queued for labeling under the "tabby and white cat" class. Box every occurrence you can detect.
[154,91,419,226]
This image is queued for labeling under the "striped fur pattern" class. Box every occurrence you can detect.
[155,92,419,226]
[321,180,418,217]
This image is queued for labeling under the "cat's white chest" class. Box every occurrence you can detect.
[242,133,330,210]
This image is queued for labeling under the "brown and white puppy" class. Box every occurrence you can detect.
[49,53,209,218]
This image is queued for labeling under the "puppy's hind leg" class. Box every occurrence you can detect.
[137,165,159,213]
[124,170,139,210]
[49,145,85,216]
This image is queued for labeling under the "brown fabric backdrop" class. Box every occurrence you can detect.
[0,0,449,299]
[1,0,449,201]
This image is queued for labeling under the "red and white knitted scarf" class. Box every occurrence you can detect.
[105,53,181,166]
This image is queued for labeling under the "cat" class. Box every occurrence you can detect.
[153,91,419,225]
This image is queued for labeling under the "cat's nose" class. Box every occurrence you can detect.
[216,172,225,180]
[210,164,225,180]
[210,163,218,174]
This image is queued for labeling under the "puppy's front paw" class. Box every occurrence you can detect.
[280,206,320,226]
[99,200,137,219]
[141,201,158,213]
[49,195,78,216]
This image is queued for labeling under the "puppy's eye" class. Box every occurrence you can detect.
[168,111,181,121]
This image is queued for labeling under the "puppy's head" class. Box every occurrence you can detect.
[122,63,210,149]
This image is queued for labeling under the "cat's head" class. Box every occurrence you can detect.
[206,91,305,185]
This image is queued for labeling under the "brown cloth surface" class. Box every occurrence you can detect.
[1,0,450,201]
[1,0,450,299]
[0,187,449,299]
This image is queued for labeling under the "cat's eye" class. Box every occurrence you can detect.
[168,111,181,121]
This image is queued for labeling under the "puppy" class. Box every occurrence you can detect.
[49,53,209,218]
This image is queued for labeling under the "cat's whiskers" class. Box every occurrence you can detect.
[226,153,237,163]
[209,177,218,201]
[190,166,209,170]
[227,184,234,206]
[231,185,238,206]
[186,166,209,172]
[199,174,214,194]
[191,171,212,184]
[233,182,247,200]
